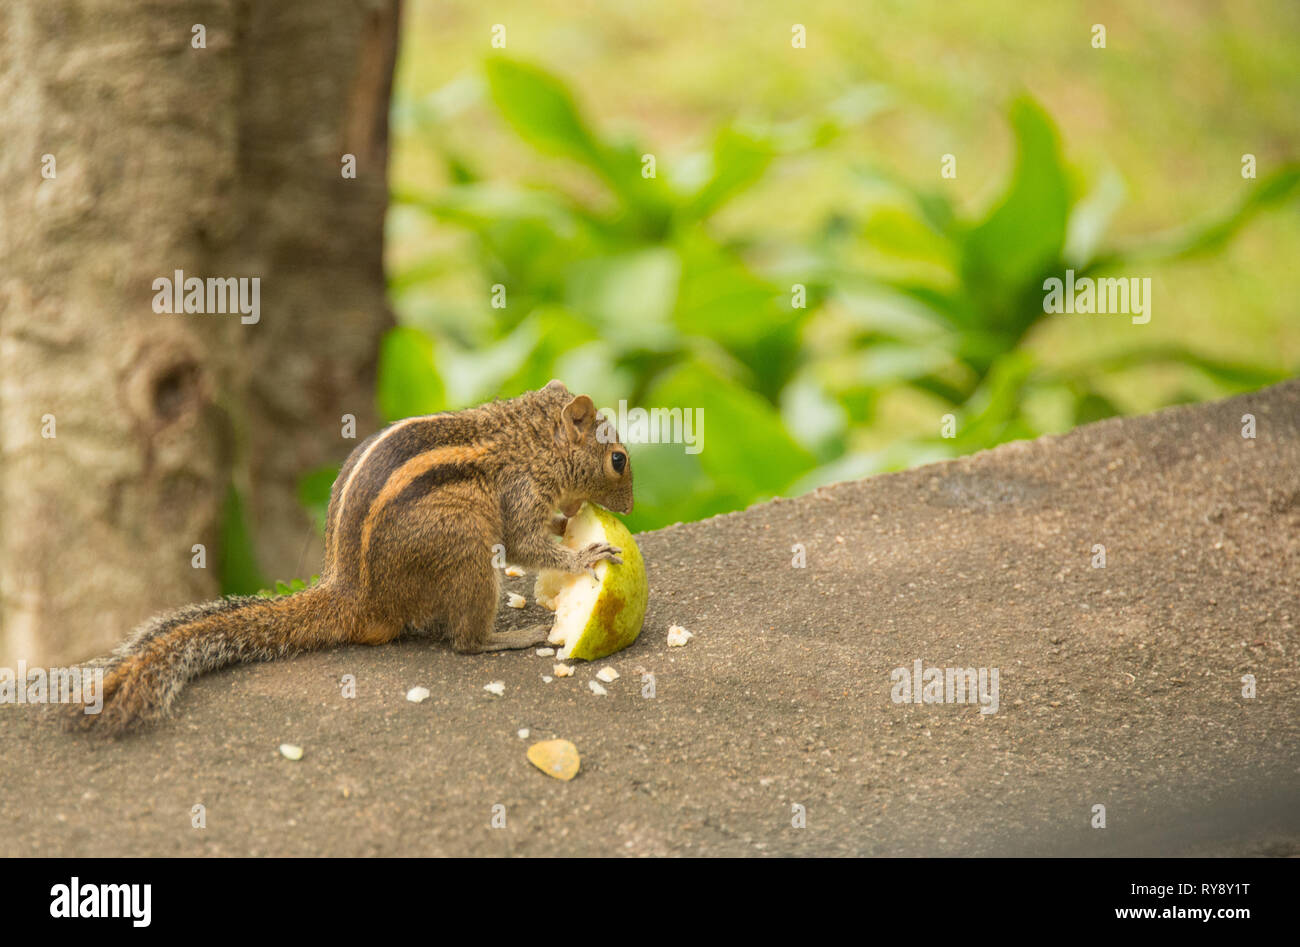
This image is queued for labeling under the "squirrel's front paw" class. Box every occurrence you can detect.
[579,541,623,569]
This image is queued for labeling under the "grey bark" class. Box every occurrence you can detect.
[0,0,400,664]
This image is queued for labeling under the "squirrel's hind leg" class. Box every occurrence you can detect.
[469,623,552,652]
[445,554,504,652]
[443,563,550,652]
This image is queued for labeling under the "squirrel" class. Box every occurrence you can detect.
[64,380,633,735]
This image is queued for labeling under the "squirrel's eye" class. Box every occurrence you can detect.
[611,451,627,474]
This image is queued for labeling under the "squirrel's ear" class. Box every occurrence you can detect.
[544,379,568,393]
[561,394,596,443]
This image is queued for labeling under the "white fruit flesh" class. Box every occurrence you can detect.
[540,510,604,659]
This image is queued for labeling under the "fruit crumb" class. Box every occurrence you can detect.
[667,625,694,647]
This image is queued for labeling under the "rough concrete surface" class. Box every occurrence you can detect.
[2,381,1297,856]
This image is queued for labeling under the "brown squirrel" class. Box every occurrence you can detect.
[66,381,633,735]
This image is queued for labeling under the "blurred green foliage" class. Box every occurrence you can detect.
[223,56,1295,594]
[254,576,319,599]
[373,57,1297,536]
[817,98,1298,467]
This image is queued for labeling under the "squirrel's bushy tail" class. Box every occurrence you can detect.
[66,585,348,735]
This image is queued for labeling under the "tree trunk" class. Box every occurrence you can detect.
[0,0,400,664]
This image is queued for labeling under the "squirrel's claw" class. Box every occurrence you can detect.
[578,541,622,573]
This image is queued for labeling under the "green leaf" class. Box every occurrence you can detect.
[685,125,774,219]
[482,58,674,234]
[860,205,957,267]
[218,484,267,596]
[1064,167,1125,266]
[621,440,708,526]
[476,306,602,401]
[949,349,1040,450]
[297,463,338,535]
[387,256,458,295]
[834,283,959,337]
[673,256,780,345]
[781,373,849,459]
[566,248,681,350]
[851,162,958,238]
[1072,391,1121,425]
[960,98,1070,313]
[1051,343,1287,391]
[619,437,750,533]
[676,296,804,401]
[377,327,446,422]
[646,362,816,498]
[484,58,605,169]
[256,575,319,599]
[1088,163,1300,268]
[393,183,578,232]
[849,344,958,387]
[670,236,811,399]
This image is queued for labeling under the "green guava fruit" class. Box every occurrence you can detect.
[534,503,647,661]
